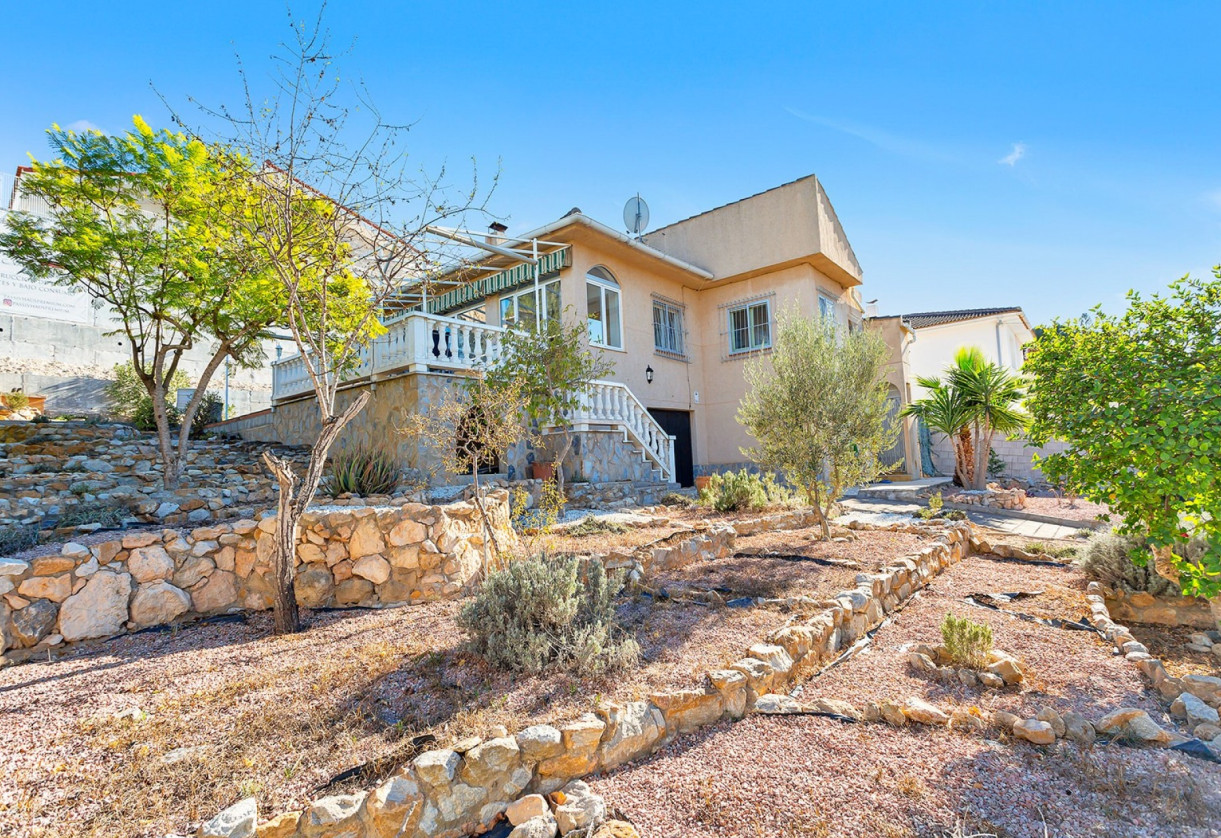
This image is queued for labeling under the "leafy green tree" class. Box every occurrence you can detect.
[737,307,897,539]
[1025,273,1221,602]
[903,347,1026,490]
[105,362,190,426]
[485,312,613,494]
[0,118,282,488]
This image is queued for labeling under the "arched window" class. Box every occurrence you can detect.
[585,266,622,349]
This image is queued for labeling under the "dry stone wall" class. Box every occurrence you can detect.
[0,492,513,661]
[197,519,974,838]
[1101,586,1218,629]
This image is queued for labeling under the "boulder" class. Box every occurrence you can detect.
[948,708,986,733]
[754,693,801,714]
[985,657,1024,686]
[0,558,29,577]
[128,545,175,583]
[1037,707,1067,738]
[351,554,391,585]
[191,571,238,613]
[297,792,365,838]
[804,697,862,719]
[649,687,724,733]
[17,574,72,603]
[334,577,373,606]
[593,820,642,838]
[1181,675,1221,705]
[1095,708,1177,747]
[254,811,300,838]
[506,794,549,826]
[10,599,58,647]
[879,700,907,727]
[347,516,386,559]
[509,814,559,838]
[295,568,334,608]
[459,736,522,789]
[130,581,191,626]
[902,697,949,726]
[516,725,564,762]
[58,570,132,641]
[537,715,606,786]
[198,796,257,838]
[596,701,665,770]
[1170,692,1220,728]
[1013,719,1056,745]
[553,780,607,835]
[1062,711,1096,747]
[1194,723,1221,742]
[361,773,423,836]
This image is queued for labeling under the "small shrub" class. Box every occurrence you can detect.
[1024,541,1078,559]
[0,523,40,556]
[458,554,639,675]
[659,492,694,508]
[987,447,1006,477]
[32,413,51,424]
[133,398,182,432]
[1077,532,1179,595]
[566,515,628,538]
[189,392,224,439]
[106,362,190,422]
[941,612,994,670]
[698,469,793,513]
[515,479,566,533]
[325,445,401,496]
[915,492,945,519]
[4,391,30,411]
[57,501,127,529]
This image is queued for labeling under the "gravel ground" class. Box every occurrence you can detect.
[1130,623,1221,679]
[1022,496,1111,524]
[591,554,1221,837]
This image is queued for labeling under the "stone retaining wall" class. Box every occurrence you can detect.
[946,487,1027,510]
[0,492,514,662]
[198,519,974,838]
[1101,586,1218,629]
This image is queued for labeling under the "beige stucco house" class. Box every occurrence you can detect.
[260,175,866,487]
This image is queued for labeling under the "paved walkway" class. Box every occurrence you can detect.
[839,497,1084,540]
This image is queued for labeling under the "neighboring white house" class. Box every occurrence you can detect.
[902,307,1034,400]
[871,306,1068,483]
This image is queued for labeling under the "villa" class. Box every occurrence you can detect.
[251,175,867,488]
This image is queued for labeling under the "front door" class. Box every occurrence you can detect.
[647,408,695,487]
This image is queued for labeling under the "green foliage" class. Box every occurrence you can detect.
[325,446,401,497]
[108,363,191,424]
[190,392,225,438]
[737,308,896,535]
[458,554,639,675]
[32,414,51,424]
[1024,541,1079,559]
[566,515,628,537]
[1078,532,1181,596]
[987,447,1006,477]
[133,399,181,432]
[515,478,566,533]
[902,347,1027,490]
[1025,273,1221,596]
[485,314,614,489]
[4,392,30,411]
[0,523,40,557]
[941,612,994,669]
[914,492,944,520]
[660,492,695,508]
[57,501,127,529]
[0,119,283,485]
[698,469,793,513]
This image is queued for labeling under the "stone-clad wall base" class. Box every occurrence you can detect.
[201,520,973,838]
[0,492,514,662]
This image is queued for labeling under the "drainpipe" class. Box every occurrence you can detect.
[995,318,1004,367]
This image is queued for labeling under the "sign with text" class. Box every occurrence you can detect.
[0,251,94,324]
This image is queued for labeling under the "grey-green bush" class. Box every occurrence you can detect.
[698,469,793,513]
[458,554,640,675]
[1077,531,1188,595]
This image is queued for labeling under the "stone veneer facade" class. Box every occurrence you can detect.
[0,492,514,661]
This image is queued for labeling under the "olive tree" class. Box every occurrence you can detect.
[1025,272,1221,605]
[737,307,898,539]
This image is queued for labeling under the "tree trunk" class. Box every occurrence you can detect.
[151,382,182,491]
[957,425,974,489]
[262,450,301,634]
[810,483,831,541]
[971,427,993,491]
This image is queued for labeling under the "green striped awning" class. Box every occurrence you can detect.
[427,246,571,314]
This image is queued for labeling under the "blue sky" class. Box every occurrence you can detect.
[2,1,1219,324]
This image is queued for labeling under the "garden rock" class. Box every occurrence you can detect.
[592,821,642,838]
[1194,723,1221,742]
[596,701,665,769]
[1062,711,1096,747]
[902,697,949,726]
[254,811,300,838]
[198,796,256,838]
[506,794,549,826]
[553,781,606,835]
[516,725,564,762]
[509,814,559,838]
[1181,674,1221,705]
[128,545,175,582]
[130,581,191,626]
[297,792,364,838]
[58,570,131,641]
[1013,718,1056,745]
[10,599,57,647]
[361,774,422,836]
[1170,692,1220,727]
[1037,707,1066,738]
[1095,708,1177,746]
[879,700,907,727]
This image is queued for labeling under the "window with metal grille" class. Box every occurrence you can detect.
[728,300,771,354]
[652,299,685,357]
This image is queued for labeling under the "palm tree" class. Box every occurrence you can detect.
[903,346,1027,490]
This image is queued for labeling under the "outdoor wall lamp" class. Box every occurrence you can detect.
[645,365,654,383]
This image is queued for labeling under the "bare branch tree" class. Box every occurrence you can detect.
[174,6,494,633]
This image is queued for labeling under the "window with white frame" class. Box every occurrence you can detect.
[727,299,771,354]
[652,298,685,357]
[499,279,560,329]
[818,293,838,322]
[585,266,622,349]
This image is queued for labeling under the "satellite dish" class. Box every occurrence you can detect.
[623,195,650,236]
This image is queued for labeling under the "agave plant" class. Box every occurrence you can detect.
[325,445,402,497]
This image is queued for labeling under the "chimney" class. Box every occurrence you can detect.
[486,221,508,247]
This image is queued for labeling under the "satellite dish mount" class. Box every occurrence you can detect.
[623,194,650,238]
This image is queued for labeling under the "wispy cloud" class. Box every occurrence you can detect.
[784,107,953,162]
[999,142,1027,166]
[64,119,104,134]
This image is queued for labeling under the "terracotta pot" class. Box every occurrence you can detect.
[530,462,556,481]
[694,475,712,490]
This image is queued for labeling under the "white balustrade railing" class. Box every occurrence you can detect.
[270,311,505,400]
[567,379,676,483]
[271,318,675,482]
